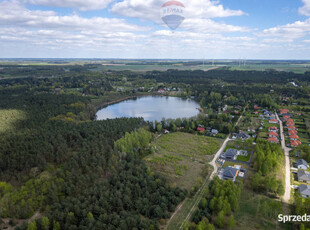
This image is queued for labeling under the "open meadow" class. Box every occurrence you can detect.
[145,132,222,191]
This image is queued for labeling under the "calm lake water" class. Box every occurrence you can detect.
[96,96,200,122]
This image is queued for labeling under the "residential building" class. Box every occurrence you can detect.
[223,149,239,160]
[298,170,310,183]
[291,140,302,147]
[268,137,279,143]
[222,167,239,181]
[296,159,309,170]
[269,119,278,124]
[289,135,299,140]
[298,184,310,198]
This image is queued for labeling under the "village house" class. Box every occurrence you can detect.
[295,159,309,170]
[232,132,251,140]
[268,137,279,143]
[197,127,205,132]
[298,184,310,198]
[297,170,310,183]
[268,126,278,132]
[291,140,302,147]
[222,166,239,181]
[269,131,278,138]
[211,129,219,135]
[288,130,298,135]
[287,126,297,130]
[269,119,278,124]
[289,134,299,140]
[222,149,248,160]
[223,149,239,160]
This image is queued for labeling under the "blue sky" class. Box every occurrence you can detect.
[0,0,310,59]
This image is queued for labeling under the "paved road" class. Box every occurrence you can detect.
[276,112,291,203]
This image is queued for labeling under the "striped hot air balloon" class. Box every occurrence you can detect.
[161,1,185,30]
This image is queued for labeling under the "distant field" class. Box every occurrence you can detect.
[97,64,218,72]
[0,109,26,134]
[229,64,310,74]
[145,132,221,190]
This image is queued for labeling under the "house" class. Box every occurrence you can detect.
[269,119,278,124]
[296,159,309,170]
[291,140,302,147]
[289,135,299,140]
[298,184,310,198]
[197,127,205,132]
[254,105,259,110]
[269,131,278,137]
[222,167,239,181]
[288,130,298,135]
[268,126,278,132]
[211,129,219,135]
[223,149,239,160]
[280,109,290,115]
[287,126,296,130]
[286,122,295,126]
[232,133,251,140]
[164,129,170,134]
[157,89,165,93]
[297,170,310,183]
[264,111,273,116]
[283,115,291,121]
[268,137,279,143]
[253,111,259,115]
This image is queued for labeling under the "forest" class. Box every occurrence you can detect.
[0,64,309,229]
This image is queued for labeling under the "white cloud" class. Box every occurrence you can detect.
[259,18,310,39]
[299,0,310,16]
[111,0,245,23]
[181,18,249,33]
[26,0,113,11]
[0,1,149,32]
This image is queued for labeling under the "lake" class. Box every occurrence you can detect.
[96,96,200,122]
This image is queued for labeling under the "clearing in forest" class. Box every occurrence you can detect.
[145,132,222,191]
[0,109,26,134]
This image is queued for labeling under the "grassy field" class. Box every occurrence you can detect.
[233,189,293,230]
[0,109,26,134]
[229,63,310,74]
[98,64,218,72]
[145,132,222,190]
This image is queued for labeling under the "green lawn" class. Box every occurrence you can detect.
[237,154,251,162]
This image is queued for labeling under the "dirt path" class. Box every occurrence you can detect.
[1,211,42,230]
[276,112,291,205]
[179,115,243,229]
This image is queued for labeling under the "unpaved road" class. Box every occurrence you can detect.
[276,112,291,204]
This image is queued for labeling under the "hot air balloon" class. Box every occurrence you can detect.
[161,1,185,31]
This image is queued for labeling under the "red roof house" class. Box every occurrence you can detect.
[287,126,296,130]
[268,126,278,131]
[197,127,205,132]
[289,135,299,140]
[269,131,278,137]
[268,137,279,143]
[269,119,278,124]
[290,140,301,147]
[288,130,298,135]
[280,109,290,115]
